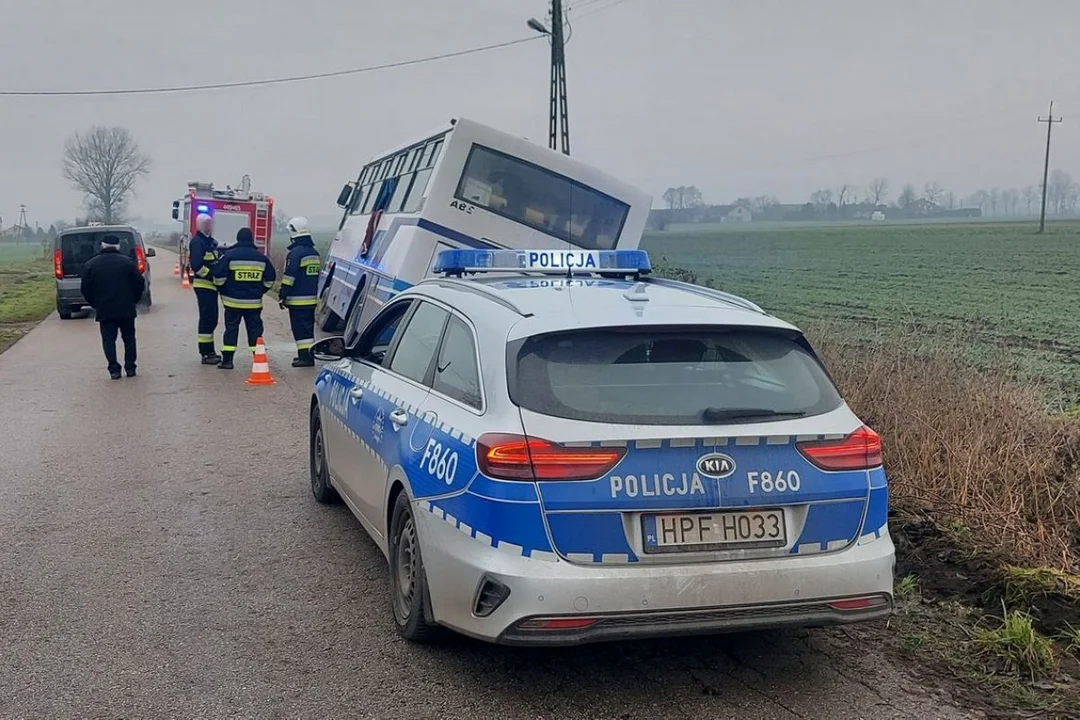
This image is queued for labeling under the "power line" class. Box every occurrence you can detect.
[1037,100,1063,234]
[574,0,635,20]
[0,36,541,97]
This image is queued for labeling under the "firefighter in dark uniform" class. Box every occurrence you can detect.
[212,227,277,370]
[278,216,321,367]
[189,213,222,364]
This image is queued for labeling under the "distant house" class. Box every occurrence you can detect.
[871,210,886,221]
[701,205,752,223]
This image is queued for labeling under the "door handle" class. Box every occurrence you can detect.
[390,408,409,429]
[349,387,364,402]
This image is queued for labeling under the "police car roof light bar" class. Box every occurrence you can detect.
[433,249,651,278]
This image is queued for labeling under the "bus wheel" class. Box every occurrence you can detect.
[316,299,343,333]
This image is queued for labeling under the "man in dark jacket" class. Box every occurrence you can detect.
[212,227,277,370]
[80,234,146,379]
[189,213,222,364]
[278,216,321,367]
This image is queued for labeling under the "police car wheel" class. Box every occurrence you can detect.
[309,407,340,505]
[389,492,438,642]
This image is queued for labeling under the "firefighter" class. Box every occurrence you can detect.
[189,213,222,364]
[278,216,321,367]
[212,227,277,370]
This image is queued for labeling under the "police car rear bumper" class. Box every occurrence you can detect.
[415,506,895,646]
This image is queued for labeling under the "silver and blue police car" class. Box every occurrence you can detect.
[308,248,894,646]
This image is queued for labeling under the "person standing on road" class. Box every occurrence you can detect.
[189,213,222,364]
[80,234,146,380]
[278,216,322,368]
[212,227,276,370]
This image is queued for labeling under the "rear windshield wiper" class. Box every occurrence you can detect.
[702,407,807,423]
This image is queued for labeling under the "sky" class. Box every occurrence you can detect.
[2,0,1080,229]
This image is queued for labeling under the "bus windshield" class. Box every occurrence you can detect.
[454,145,630,250]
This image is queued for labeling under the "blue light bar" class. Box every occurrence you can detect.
[196,204,210,213]
[433,249,651,276]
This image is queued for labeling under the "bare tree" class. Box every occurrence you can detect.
[1048,169,1073,215]
[923,182,945,206]
[943,191,956,210]
[662,185,704,210]
[810,189,833,213]
[836,184,852,213]
[1002,188,1020,216]
[662,187,679,210]
[989,188,1000,216]
[969,190,988,213]
[867,177,889,206]
[1022,185,1038,215]
[61,126,150,224]
[897,183,917,209]
[751,195,778,216]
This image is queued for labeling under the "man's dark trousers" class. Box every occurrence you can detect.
[195,287,219,357]
[221,307,264,361]
[100,317,137,374]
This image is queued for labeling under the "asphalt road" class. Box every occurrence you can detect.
[0,254,980,719]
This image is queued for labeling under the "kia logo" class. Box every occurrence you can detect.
[696,452,736,479]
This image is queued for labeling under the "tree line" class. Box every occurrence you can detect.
[660,169,1080,223]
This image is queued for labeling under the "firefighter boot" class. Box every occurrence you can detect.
[202,353,221,365]
[217,352,235,370]
[292,349,315,368]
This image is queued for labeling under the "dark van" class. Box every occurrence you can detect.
[53,225,155,319]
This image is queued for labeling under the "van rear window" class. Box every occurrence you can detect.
[508,327,843,426]
[60,232,136,275]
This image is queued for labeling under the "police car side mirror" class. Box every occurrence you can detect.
[336,183,355,209]
[145,247,156,257]
[312,336,347,362]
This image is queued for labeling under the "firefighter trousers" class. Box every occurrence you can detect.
[287,306,316,357]
[221,307,264,361]
[194,288,219,356]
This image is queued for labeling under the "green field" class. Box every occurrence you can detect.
[643,221,1080,401]
[0,244,54,353]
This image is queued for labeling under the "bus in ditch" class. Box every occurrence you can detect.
[317,117,652,341]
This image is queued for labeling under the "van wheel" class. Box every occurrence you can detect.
[389,492,439,643]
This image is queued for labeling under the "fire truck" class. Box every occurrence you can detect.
[171,176,274,276]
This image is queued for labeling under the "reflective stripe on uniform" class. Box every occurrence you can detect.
[193,278,217,290]
[197,334,214,342]
[203,252,217,261]
[222,344,237,352]
[296,338,315,350]
[284,296,319,307]
[220,296,263,310]
[263,280,275,289]
[196,266,212,277]
[280,276,295,287]
[229,260,266,270]
[211,276,226,286]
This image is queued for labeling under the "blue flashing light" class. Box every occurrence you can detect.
[433,249,651,276]
[196,204,210,213]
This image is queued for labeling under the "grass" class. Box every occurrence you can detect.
[644,220,1080,405]
[0,246,55,353]
[975,606,1058,679]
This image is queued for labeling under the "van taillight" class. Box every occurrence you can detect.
[135,246,146,275]
[796,426,883,471]
[53,249,63,279]
[476,433,625,482]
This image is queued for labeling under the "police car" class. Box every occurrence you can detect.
[308,248,894,646]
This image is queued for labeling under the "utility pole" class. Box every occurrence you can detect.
[528,0,570,155]
[1037,101,1062,234]
[16,205,27,244]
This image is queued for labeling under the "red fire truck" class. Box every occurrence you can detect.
[171,176,274,277]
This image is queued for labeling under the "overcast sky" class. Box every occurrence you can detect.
[2,0,1079,228]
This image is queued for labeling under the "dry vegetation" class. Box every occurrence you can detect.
[811,325,1080,572]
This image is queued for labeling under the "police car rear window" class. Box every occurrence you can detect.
[509,327,843,426]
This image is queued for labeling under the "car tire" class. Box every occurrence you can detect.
[143,291,152,308]
[389,491,440,643]
[309,406,341,505]
[57,300,73,320]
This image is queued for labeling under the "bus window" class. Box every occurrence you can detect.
[349,185,366,215]
[407,147,422,171]
[402,168,433,213]
[362,180,384,214]
[392,154,406,176]
[426,140,444,168]
[389,173,414,212]
[454,145,630,250]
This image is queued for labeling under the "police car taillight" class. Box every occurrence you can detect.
[53,249,63,279]
[796,426,883,471]
[135,246,147,275]
[476,433,626,482]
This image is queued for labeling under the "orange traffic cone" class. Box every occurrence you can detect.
[246,337,276,385]
[172,262,180,276]
[181,273,191,289]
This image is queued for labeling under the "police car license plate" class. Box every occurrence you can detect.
[643,509,786,552]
